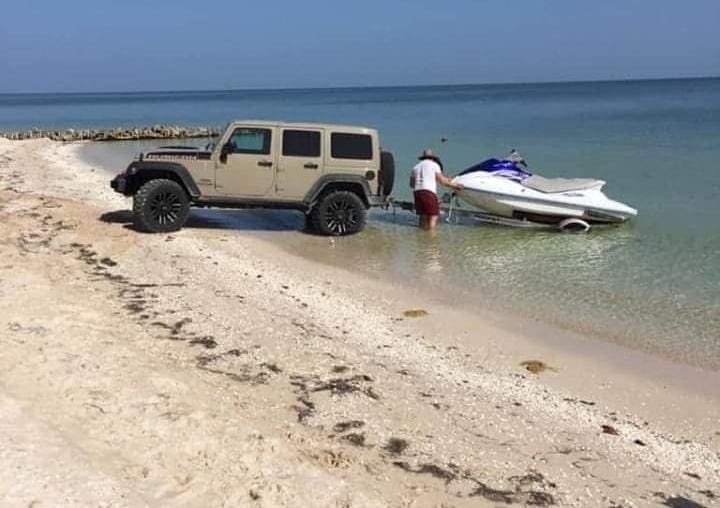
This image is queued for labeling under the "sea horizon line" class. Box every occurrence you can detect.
[1,75,718,97]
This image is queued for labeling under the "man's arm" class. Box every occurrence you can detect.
[436,171,463,191]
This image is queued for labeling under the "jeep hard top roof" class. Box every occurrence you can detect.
[225,120,377,134]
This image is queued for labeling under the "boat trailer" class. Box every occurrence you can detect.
[387,196,592,232]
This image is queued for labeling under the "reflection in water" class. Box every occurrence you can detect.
[420,234,444,275]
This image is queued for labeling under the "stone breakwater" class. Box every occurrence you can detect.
[0,125,221,142]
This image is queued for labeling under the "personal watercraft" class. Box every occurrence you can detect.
[451,152,637,229]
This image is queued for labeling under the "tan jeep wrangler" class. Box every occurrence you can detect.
[110,120,395,235]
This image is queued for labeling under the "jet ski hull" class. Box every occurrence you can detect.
[454,174,637,224]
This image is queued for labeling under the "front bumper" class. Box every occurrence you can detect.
[110,174,127,194]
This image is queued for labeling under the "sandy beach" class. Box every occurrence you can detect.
[1,138,719,507]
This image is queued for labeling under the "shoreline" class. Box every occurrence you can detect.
[72,139,720,372]
[270,230,720,374]
[1,138,719,506]
[256,231,720,426]
[200,219,720,428]
[74,140,720,373]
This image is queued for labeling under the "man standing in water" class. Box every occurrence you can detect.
[409,149,463,230]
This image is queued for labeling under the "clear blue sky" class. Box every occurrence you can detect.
[1,0,718,93]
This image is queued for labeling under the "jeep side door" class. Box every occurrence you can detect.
[214,126,277,197]
[275,128,323,200]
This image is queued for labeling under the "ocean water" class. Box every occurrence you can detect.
[3,79,719,368]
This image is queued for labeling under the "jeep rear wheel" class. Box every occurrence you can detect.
[133,179,190,233]
[310,190,367,236]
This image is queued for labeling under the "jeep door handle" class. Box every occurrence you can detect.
[304,163,319,169]
[257,160,273,167]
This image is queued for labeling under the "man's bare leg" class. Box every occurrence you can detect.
[428,215,439,230]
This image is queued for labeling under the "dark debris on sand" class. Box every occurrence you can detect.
[333,420,365,433]
[390,459,556,505]
[342,432,366,447]
[383,437,409,455]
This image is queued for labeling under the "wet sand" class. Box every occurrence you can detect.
[1,138,719,507]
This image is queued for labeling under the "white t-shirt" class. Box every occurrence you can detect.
[412,159,441,194]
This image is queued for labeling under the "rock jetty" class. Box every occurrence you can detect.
[0,125,221,142]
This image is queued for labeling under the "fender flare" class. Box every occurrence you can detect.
[304,174,373,207]
[126,161,201,198]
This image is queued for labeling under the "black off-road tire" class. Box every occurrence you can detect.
[132,178,190,233]
[310,190,367,236]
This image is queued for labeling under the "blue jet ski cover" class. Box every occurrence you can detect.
[458,159,532,182]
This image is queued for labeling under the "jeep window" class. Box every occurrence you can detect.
[228,128,271,155]
[331,133,373,160]
[282,130,321,157]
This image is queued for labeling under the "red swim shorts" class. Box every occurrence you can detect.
[413,190,439,216]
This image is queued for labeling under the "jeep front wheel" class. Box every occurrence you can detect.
[310,190,367,236]
[133,179,190,233]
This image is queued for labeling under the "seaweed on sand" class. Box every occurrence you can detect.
[310,374,380,400]
[392,461,456,482]
[189,336,218,349]
[383,437,409,455]
[333,420,365,433]
[342,432,366,446]
[520,360,557,374]
[403,309,429,318]
[601,424,620,436]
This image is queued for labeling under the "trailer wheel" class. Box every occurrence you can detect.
[558,217,590,233]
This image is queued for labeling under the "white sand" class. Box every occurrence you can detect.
[0,138,718,507]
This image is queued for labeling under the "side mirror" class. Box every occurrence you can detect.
[219,142,233,163]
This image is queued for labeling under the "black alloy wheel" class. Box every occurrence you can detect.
[133,179,190,233]
[311,190,367,236]
[149,189,183,225]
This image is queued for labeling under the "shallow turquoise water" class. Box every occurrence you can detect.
[4,79,718,367]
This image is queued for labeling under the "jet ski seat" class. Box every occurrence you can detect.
[522,175,604,193]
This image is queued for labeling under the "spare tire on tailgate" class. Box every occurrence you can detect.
[379,151,395,196]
